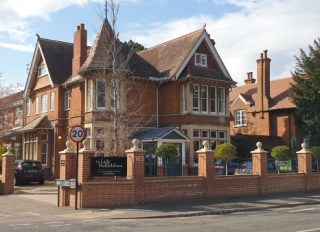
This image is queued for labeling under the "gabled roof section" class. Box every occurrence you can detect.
[138,28,233,82]
[39,38,73,85]
[18,115,53,132]
[133,126,189,141]
[230,93,252,107]
[24,36,73,97]
[79,19,160,79]
[230,77,296,111]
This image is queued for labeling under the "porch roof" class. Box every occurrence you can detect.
[133,126,189,141]
[19,115,53,132]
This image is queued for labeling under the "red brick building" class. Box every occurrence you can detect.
[17,19,235,178]
[0,90,23,159]
[229,50,304,154]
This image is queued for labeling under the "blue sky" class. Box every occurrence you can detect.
[0,0,319,87]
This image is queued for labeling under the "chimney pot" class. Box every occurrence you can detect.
[263,50,268,58]
[80,23,85,30]
[77,25,80,30]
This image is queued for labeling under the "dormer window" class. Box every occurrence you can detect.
[38,64,48,77]
[195,53,207,67]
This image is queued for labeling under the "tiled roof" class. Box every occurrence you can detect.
[79,20,160,79]
[230,77,296,111]
[38,38,73,85]
[138,29,205,79]
[18,115,53,132]
[133,126,188,140]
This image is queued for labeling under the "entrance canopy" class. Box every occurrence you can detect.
[133,126,189,142]
[18,115,53,132]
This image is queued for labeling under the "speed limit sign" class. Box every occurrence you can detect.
[69,125,86,143]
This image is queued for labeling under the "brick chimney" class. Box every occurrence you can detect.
[256,50,271,112]
[244,72,256,85]
[72,23,87,77]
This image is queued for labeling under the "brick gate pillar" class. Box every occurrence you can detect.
[1,145,15,195]
[77,138,95,208]
[58,140,76,206]
[126,139,146,204]
[251,142,268,194]
[296,143,312,191]
[197,140,214,197]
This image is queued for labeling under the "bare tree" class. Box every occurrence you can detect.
[89,0,155,156]
[0,73,23,144]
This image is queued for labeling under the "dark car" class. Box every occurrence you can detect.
[214,158,243,175]
[234,159,276,175]
[14,160,45,186]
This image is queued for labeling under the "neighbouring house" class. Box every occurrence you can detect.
[17,19,235,178]
[229,50,304,156]
[0,90,23,159]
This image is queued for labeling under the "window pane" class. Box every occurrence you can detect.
[218,87,225,114]
[201,85,208,112]
[192,84,199,112]
[50,92,55,111]
[97,79,106,108]
[209,87,216,113]
[41,94,48,113]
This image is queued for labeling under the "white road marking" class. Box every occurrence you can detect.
[296,228,320,232]
[288,208,316,213]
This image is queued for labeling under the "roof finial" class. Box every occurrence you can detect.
[104,0,108,20]
[203,23,206,29]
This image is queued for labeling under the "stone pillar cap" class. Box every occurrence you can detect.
[251,142,268,154]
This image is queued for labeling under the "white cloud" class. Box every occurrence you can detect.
[124,0,320,85]
[0,42,34,52]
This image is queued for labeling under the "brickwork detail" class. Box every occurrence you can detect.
[57,141,320,209]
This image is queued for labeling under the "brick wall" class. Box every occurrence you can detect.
[57,142,320,209]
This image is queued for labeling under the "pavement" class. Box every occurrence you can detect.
[12,181,320,219]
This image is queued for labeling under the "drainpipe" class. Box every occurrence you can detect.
[52,123,57,179]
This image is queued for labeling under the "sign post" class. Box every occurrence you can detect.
[69,125,86,210]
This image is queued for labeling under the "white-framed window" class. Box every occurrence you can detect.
[111,79,120,110]
[201,85,208,113]
[41,94,48,113]
[26,98,30,116]
[50,92,55,111]
[14,107,20,125]
[64,91,71,110]
[35,96,39,114]
[85,127,91,149]
[41,133,48,166]
[38,64,48,77]
[183,84,188,112]
[235,110,247,126]
[2,112,8,126]
[87,79,93,111]
[202,130,209,138]
[209,86,216,113]
[95,127,105,155]
[192,84,199,112]
[218,87,225,114]
[193,129,200,138]
[195,53,207,67]
[96,79,106,109]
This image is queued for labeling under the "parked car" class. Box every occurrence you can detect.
[14,160,45,186]
[214,158,243,175]
[234,159,276,175]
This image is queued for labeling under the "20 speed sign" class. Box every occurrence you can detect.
[69,125,86,143]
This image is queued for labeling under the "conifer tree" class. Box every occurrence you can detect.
[290,38,320,146]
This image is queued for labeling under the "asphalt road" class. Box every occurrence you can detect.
[1,203,320,232]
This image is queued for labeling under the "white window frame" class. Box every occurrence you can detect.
[50,92,55,111]
[195,53,207,67]
[35,96,39,114]
[38,64,48,77]
[192,84,200,112]
[235,109,247,126]
[209,86,217,114]
[64,91,71,110]
[96,79,106,110]
[41,94,48,113]
[183,84,188,113]
[201,85,208,113]
[218,87,225,114]
[87,79,93,111]
[14,107,20,125]
[26,98,30,116]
